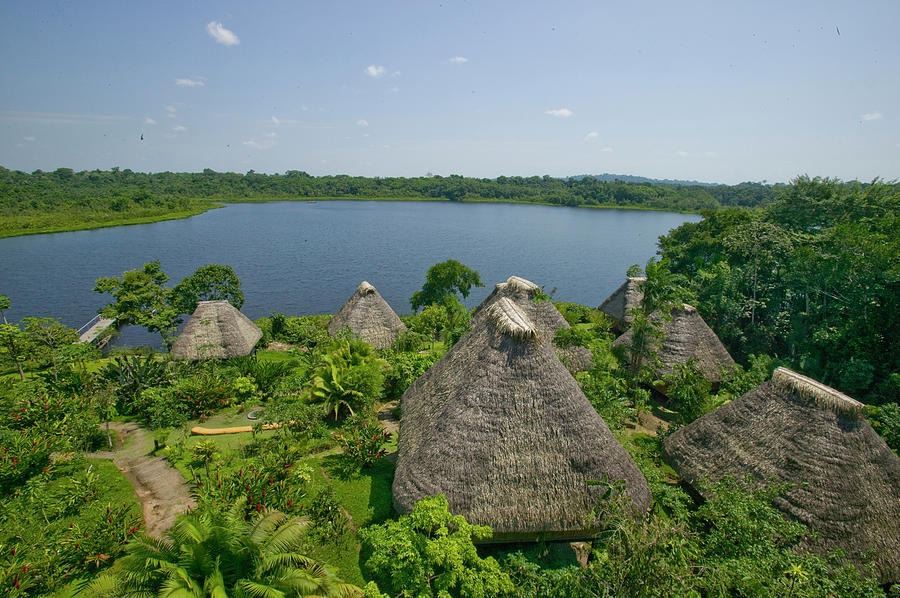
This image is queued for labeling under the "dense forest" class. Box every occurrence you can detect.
[0,165,783,237]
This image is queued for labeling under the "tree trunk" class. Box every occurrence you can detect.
[106,420,113,448]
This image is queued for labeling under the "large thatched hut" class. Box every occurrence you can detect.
[598,276,646,332]
[170,300,262,360]
[663,367,900,583]
[611,303,734,390]
[327,281,406,349]
[394,297,651,541]
[472,275,593,372]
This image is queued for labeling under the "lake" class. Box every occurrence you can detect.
[0,201,701,346]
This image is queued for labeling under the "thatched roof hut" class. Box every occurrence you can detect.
[611,304,734,389]
[663,367,900,583]
[170,300,262,360]
[598,277,646,332]
[472,276,593,372]
[393,297,651,541]
[327,281,406,349]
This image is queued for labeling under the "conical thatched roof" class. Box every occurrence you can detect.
[170,300,262,360]
[611,304,734,388]
[598,277,646,332]
[663,367,900,583]
[394,297,651,541]
[472,275,593,372]
[327,281,406,349]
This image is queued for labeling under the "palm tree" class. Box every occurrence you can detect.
[81,498,362,597]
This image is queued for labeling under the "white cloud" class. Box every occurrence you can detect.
[861,111,883,121]
[301,105,309,111]
[584,131,599,142]
[545,108,573,117]
[390,86,399,93]
[244,135,277,150]
[271,116,280,124]
[144,117,157,125]
[23,136,35,142]
[599,146,613,152]
[264,132,277,138]
[173,125,187,132]
[165,105,177,118]
[207,21,240,46]
[175,77,204,87]
[365,64,385,78]
[448,56,468,64]
[0,110,131,125]
[675,150,689,157]
[356,119,369,127]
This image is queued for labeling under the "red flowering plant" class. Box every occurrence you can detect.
[55,502,142,582]
[332,414,392,470]
[1,544,35,597]
[190,451,312,519]
[0,428,57,497]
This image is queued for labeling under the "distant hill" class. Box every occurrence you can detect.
[566,173,719,186]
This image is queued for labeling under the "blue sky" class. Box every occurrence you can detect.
[1,0,897,184]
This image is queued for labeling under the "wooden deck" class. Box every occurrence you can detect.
[78,316,117,346]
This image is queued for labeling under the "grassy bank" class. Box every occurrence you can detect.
[0,202,222,239]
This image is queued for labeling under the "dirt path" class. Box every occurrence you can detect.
[376,401,399,437]
[88,422,196,538]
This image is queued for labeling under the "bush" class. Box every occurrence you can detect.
[554,302,594,326]
[359,495,513,598]
[382,349,440,401]
[663,359,713,424]
[333,414,392,470]
[868,402,900,453]
[306,485,349,542]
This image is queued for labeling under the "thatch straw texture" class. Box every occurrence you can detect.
[473,275,593,372]
[327,281,407,349]
[663,368,900,583]
[394,297,651,541]
[611,304,734,387]
[170,300,262,361]
[598,277,646,332]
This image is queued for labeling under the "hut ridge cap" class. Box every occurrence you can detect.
[771,367,864,418]
[484,297,539,341]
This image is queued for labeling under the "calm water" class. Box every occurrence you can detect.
[0,201,700,346]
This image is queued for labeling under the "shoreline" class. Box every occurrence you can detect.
[0,196,704,239]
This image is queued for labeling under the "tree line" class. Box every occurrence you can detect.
[0,165,782,220]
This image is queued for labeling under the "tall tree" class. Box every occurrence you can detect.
[409,259,483,312]
[93,261,179,346]
[170,263,244,316]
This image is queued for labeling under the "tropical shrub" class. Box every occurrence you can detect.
[100,354,170,413]
[306,485,350,542]
[83,498,361,597]
[663,359,713,424]
[333,414,391,470]
[303,340,388,420]
[359,495,514,598]
[868,402,900,453]
[382,350,440,401]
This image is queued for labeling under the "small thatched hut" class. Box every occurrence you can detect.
[598,276,646,332]
[170,300,262,360]
[394,297,651,541]
[327,281,406,349]
[611,303,734,390]
[663,368,900,583]
[472,275,593,372]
